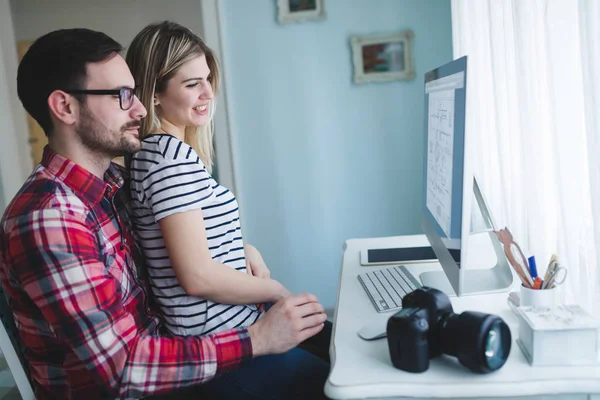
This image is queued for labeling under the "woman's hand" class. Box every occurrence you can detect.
[244,243,271,279]
[244,244,291,311]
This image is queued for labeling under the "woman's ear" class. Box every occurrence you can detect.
[153,96,160,106]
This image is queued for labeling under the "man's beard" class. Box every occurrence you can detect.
[76,105,141,158]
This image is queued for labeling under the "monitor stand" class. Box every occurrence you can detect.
[420,229,513,296]
[420,270,457,296]
[420,177,515,296]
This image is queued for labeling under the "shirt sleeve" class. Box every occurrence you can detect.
[6,208,252,398]
[142,157,215,222]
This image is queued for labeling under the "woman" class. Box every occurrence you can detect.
[126,21,291,337]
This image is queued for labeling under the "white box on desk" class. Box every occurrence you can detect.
[516,304,600,366]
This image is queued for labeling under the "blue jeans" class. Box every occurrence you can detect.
[149,347,330,399]
[149,321,333,399]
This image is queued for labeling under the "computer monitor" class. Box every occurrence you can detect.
[420,56,514,296]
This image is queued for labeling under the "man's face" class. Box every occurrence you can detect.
[76,54,147,158]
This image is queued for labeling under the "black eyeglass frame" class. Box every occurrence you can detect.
[64,88,136,110]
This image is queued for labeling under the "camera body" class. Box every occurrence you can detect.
[387,287,511,374]
[386,307,430,372]
[387,287,453,372]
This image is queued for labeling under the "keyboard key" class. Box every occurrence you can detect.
[358,266,422,313]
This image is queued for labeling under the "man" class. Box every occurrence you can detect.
[0,28,329,399]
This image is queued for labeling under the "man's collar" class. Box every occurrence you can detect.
[41,146,125,205]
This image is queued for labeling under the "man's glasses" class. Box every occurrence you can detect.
[64,87,136,110]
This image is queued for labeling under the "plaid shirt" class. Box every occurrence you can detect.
[0,148,252,399]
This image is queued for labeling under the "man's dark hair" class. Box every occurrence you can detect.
[17,28,123,136]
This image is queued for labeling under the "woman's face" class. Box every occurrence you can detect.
[155,53,213,130]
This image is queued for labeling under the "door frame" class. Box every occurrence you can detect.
[0,0,33,212]
[199,0,241,204]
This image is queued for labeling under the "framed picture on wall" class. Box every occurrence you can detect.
[350,30,415,84]
[277,0,325,24]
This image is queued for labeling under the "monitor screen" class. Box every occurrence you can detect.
[420,57,513,296]
[422,56,467,266]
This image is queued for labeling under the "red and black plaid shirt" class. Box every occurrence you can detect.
[0,147,252,399]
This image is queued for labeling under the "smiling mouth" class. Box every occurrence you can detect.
[193,105,208,112]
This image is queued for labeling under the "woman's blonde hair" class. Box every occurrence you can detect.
[126,21,220,172]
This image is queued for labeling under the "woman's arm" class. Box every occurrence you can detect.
[244,243,271,279]
[160,209,290,304]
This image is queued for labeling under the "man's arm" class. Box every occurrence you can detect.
[7,208,251,398]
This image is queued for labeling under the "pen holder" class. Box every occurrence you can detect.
[520,284,560,308]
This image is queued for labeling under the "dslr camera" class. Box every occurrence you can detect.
[387,287,511,373]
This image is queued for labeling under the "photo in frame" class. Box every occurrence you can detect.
[350,30,415,84]
[277,0,325,24]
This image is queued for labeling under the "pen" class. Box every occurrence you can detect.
[528,256,538,279]
[507,244,533,288]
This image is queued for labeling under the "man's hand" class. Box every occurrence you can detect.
[258,281,291,313]
[244,244,270,279]
[248,293,327,357]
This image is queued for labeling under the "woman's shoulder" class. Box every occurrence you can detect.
[136,133,198,164]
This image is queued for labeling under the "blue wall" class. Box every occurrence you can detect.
[220,0,453,309]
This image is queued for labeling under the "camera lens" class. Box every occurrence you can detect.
[483,319,511,370]
[441,311,511,373]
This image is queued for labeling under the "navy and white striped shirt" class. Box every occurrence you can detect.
[130,134,261,336]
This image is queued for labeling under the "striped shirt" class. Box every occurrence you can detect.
[130,134,262,337]
[0,147,252,399]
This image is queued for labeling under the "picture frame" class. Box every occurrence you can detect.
[350,30,415,84]
[277,0,325,24]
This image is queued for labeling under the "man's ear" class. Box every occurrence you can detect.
[47,90,78,126]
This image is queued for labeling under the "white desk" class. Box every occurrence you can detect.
[325,235,600,400]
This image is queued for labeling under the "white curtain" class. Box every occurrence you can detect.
[451,0,600,314]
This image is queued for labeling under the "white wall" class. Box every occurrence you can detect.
[10,0,204,48]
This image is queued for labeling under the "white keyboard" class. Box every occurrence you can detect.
[358,265,422,312]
